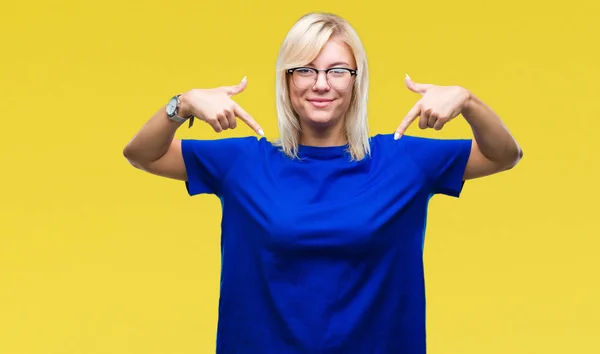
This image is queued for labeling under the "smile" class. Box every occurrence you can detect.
[308,99,334,108]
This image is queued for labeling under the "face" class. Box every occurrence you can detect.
[288,37,356,130]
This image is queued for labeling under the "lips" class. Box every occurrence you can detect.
[308,98,334,103]
[308,98,335,108]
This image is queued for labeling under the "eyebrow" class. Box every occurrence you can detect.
[307,61,352,68]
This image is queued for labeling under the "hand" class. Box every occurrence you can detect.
[394,74,470,139]
[180,77,264,136]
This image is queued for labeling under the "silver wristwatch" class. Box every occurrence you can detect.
[166,94,194,127]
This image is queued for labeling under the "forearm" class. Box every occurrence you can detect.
[462,92,523,166]
[123,105,186,164]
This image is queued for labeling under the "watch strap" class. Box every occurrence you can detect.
[168,94,195,128]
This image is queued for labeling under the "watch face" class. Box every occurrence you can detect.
[166,97,177,116]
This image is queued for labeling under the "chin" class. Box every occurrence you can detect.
[304,111,337,126]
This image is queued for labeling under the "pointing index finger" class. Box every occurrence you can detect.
[394,102,421,140]
[234,103,264,137]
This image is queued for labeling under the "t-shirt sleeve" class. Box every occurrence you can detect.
[180,136,258,196]
[399,135,473,197]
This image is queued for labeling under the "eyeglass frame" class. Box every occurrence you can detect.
[286,67,358,90]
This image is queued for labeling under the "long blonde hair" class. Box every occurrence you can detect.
[273,12,370,161]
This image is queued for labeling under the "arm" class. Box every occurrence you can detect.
[122,103,189,181]
[462,92,523,180]
[123,77,262,182]
[396,75,523,181]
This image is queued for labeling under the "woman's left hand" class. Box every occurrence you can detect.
[394,74,471,140]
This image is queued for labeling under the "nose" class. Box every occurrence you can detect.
[312,72,331,92]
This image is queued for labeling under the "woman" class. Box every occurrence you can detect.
[123,12,522,354]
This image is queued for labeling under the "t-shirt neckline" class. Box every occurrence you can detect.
[297,144,349,159]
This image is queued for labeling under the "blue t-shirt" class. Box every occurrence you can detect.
[181,133,472,354]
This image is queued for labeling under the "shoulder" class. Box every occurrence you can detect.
[180,136,283,168]
[368,133,472,172]
[369,133,473,197]
[182,135,261,149]
[368,133,431,156]
[182,135,274,156]
[369,133,471,152]
[369,133,442,145]
[180,136,275,196]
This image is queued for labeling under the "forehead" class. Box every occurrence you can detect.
[308,37,356,68]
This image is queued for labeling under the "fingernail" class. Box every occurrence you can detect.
[241,76,247,83]
[258,129,264,137]
[394,132,400,140]
[405,73,411,80]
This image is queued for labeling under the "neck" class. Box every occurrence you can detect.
[299,122,347,147]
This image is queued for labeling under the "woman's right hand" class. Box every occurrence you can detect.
[179,77,264,136]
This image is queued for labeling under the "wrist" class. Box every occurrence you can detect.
[177,92,193,119]
[462,88,473,110]
[461,89,478,122]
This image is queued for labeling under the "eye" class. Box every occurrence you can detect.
[295,68,314,76]
[329,69,348,77]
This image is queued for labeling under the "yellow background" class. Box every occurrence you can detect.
[1,0,598,353]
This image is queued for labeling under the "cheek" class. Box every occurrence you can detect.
[289,88,305,112]
[337,92,353,111]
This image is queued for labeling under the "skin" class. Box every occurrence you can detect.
[123,37,522,183]
[287,37,523,180]
[397,75,523,180]
[288,37,356,147]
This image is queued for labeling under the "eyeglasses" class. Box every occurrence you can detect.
[286,67,357,90]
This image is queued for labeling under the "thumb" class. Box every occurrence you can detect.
[404,74,434,95]
[223,76,248,96]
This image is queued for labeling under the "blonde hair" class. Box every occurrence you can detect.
[273,12,370,161]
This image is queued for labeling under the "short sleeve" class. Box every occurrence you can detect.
[180,136,258,196]
[400,135,473,197]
